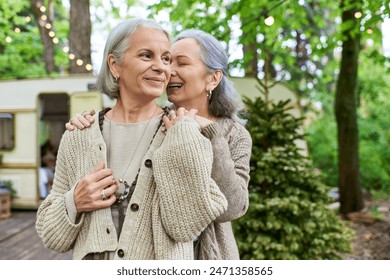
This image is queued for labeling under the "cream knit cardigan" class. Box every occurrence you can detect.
[197,117,252,259]
[35,113,228,260]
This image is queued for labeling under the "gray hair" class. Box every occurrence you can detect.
[97,18,170,98]
[173,29,246,124]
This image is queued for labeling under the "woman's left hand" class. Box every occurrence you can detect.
[65,109,95,131]
[162,107,199,131]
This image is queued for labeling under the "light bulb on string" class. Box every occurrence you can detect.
[264,16,275,26]
[354,12,362,18]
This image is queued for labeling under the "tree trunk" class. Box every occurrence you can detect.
[242,30,258,78]
[335,0,364,214]
[29,0,57,74]
[69,0,92,74]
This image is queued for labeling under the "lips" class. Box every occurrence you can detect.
[145,77,165,83]
[167,83,183,89]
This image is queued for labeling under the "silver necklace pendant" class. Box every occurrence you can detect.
[115,179,137,204]
[116,180,130,204]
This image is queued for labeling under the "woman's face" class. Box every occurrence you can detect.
[110,27,171,101]
[166,38,212,109]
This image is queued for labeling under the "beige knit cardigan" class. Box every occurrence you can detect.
[196,117,252,260]
[35,113,228,260]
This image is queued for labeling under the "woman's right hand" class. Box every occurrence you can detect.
[74,162,118,213]
[65,109,96,131]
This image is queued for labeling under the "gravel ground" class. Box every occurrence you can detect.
[342,198,390,260]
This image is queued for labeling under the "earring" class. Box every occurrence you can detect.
[207,89,213,100]
[114,76,118,82]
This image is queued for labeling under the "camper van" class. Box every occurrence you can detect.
[0,75,305,209]
[0,75,115,209]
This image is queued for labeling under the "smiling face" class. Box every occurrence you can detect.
[166,38,212,110]
[108,27,171,102]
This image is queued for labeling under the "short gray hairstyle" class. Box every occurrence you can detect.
[97,18,170,98]
[173,29,246,124]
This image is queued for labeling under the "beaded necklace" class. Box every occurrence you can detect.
[98,107,168,203]
[98,107,170,236]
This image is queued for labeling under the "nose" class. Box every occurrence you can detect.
[151,58,169,72]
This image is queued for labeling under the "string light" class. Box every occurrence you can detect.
[8,3,93,72]
[264,16,275,26]
[354,12,362,18]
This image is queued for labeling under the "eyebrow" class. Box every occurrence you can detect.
[175,54,191,60]
[136,48,152,53]
[136,48,171,54]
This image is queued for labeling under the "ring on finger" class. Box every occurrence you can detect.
[168,110,176,119]
[101,189,108,200]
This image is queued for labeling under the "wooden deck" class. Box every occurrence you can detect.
[0,210,72,260]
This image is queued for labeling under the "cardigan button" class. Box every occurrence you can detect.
[144,159,152,168]
[117,249,124,258]
[106,228,110,234]
[130,203,139,212]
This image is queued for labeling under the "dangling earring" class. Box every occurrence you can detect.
[207,89,213,100]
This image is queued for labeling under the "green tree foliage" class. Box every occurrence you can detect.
[0,0,69,78]
[233,94,354,259]
[0,0,44,78]
[0,24,46,78]
[307,50,390,196]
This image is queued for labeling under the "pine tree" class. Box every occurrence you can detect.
[233,90,354,259]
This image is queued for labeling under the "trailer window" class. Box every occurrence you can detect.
[0,113,15,150]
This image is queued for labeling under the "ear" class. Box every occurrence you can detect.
[207,70,223,91]
[107,54,120,78]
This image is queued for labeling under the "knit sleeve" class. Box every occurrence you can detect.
[153,118,228,242]
[35,131,86,253]
[202,121,252,222]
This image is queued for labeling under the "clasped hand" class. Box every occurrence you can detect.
[74,162,118,213]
